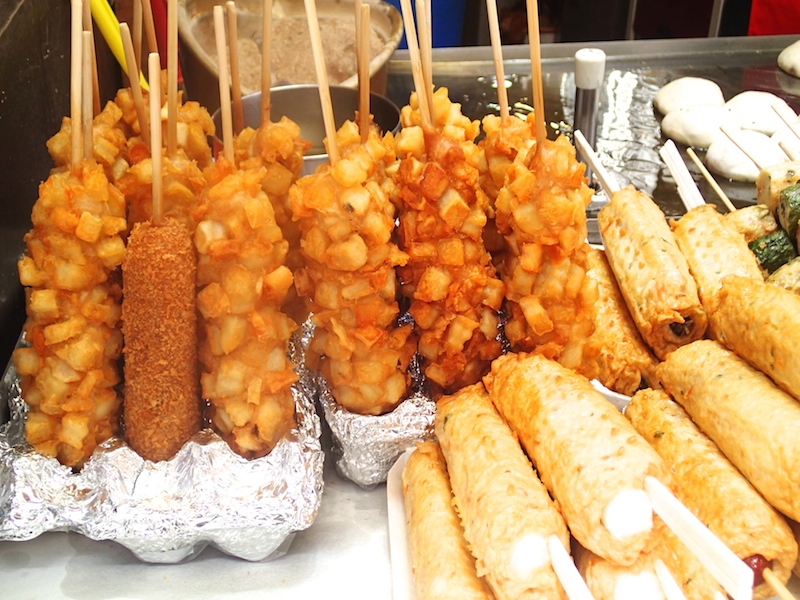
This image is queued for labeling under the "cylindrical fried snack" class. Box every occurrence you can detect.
[575,525,725,600]
[585,247,658,395]
[435,383,569,600]
[656,339,800,522]
[122,219,201,462]
[495,135,600,377]
[195,160,297,458]
[712,274,800,402]
[402,440,495,600]
[626,387,797,597]
[14,160,127,468]
[486,352,669,566]
[291,121,415,414]
[671,204,762,317]
[598,185,707,359]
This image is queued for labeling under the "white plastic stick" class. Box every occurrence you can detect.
[574,130,619,196]
[645,476,754,600]
[654,559,688,600]
[660,140,705,211]
[547,535,596,600]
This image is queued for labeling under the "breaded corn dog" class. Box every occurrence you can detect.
[656,339,800,522]
[402,440,495,600]
[585,247,658,395]
[598,185,707,359]
[14,160,127,468]
[122,218,201,462]
[627,387,797,597]
[486,352,669,566]
[435,383,569,600]
[712,275,800,401]
[195,159,297,457]
[671,204,762,319]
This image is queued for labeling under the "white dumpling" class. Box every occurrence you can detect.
[771,123,800,159]
[661,104,738,148]
[778,38,800,79]
[706,129,787,182]
[653,77,725,115]
[725,90,795,136]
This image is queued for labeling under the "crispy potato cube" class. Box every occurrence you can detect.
[415,266,452,302]
[59,412,90,449]
[13,347,40,376]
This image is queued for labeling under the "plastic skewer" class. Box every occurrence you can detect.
[149,52,164,225]
[486,0,509,123]
[399,0,431,128]
[546,535,596,600]
[166,0,178,158]
[654,559,688,600]
[261,0,272,125]
[304,0,340,164]
[82,31,94,160]
[660,140,705,211]
[226,1,244,134]
[213,5,235,164]
[120,23,150,147]
[645,476,754,600]
[685,147,737,213]
[573,130,619,197]
[82,0,101,116]
[358,3,371,143]
[70,0,84,169]
[526,0,547,147]
[763,567,797,600]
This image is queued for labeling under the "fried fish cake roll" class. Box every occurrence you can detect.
[435,383,569,600]
[402,441,495,600]
[656,339,800,522]
[575,526,725,600]
[585,247,658,395]
[122,219,201,462]
[712,275,800,401]
[486,353,669,566]
[671,204,762,317]
[626,387,797,597]
[598,185,707,359]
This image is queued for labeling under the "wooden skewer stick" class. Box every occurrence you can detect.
[546,535,596,600]
[771,102,800,144]
[140,0,159,65]
[358,3,371,143]
[261,0,272,125]
[213,5,235,164]
[573,130,619,197]
[486,0,509,123]
[645,476,754,600]
[780,140,800,162]
[304,0,340,164]
[70,0,84,170]
[660,140,705,211]
[133,0,143,71]
[149,52,164,225]
[167,0,178,158]
[416,0,433,116]
[763,567,797,600]
[525,0,547,147]
[685,147,737,213]
[121,23,150,147]
[399,0,431,128]
[226,1,244,134]
[82,31,94,160]
[82,0,101,116]
[653,559,688,600]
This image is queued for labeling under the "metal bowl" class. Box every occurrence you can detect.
[212,85,401,174]
[178,0,403,116]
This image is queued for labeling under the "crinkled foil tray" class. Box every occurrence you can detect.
[0,332,324,564]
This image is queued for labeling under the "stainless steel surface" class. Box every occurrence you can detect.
[574,87,601,184]
[386,35,800,219]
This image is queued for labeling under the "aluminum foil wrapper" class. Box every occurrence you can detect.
[318,354,436,489]
[0,332,324,564]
